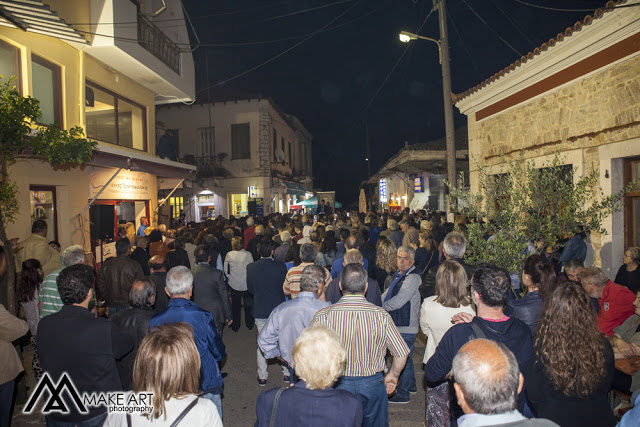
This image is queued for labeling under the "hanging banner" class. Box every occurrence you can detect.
[379,178,388,203]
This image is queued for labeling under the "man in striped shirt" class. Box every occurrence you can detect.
[283,244,330,299]
[311,263,410,427]
[39,245,94,318]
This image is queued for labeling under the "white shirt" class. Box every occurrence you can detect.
[224,249,254,292]
[420,295,475,363]
[104,395,222,427]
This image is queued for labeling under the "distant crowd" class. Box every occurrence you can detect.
[2,208,640,427]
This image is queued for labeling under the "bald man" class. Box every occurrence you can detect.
[452,339,558,427]
[149,255,169,312]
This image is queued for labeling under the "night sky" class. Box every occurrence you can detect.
[181,0,608,205]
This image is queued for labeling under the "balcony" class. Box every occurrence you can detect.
[137,14,181,75]
[181,155,231,179]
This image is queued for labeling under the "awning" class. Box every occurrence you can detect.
[282,181,306,196]
[0,0,88,44]
[92,144,197,180]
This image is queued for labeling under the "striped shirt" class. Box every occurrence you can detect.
[39,268,64,319]
[311,294,410,377]
[283,262,331,299]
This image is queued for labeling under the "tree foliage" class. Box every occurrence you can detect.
[448,151,639,272]
[0,77,96,313]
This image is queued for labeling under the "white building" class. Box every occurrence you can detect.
[156,92,313,220]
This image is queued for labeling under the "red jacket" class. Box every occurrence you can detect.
[244,226,256,249]
[597,280,635,336]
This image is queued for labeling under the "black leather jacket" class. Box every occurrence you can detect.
[97,255,144,308]
[111,306,155,389]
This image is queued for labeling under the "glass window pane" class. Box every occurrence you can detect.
[0,42,18,82]
[32,60,55,125]
[633,162,640,181]
[86,85,116,143]
[118,99,144,150]
[30,189,56,242]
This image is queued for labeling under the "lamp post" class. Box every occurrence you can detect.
[399,0,456,211]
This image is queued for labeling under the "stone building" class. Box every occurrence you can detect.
[156,91,313,220]
[454,1,640,275]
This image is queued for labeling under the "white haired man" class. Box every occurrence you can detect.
[150,266,226,417]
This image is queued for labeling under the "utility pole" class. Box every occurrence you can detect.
[433,0,457,202]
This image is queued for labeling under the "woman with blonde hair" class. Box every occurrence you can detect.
[104,323,222,426]
[255,326,362,426]
[412,230,440,277]
[373,238,397,292]
[420,260,475,426]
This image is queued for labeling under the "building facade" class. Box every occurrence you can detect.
[156,95,313,220]
[0,0,196,266]
[454,1,640,275]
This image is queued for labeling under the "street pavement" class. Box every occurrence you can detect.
[12,313,427,427]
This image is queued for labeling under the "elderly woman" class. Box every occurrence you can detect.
[615,247,640,294]
[224,236,255,332]
[104,323,222,426]
[255,325,363,426]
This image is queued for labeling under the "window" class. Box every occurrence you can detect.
[288,142,292,168]
[32,55,62,127]
[85,81,147,151]
[199,127,215,156]
[281,136,284,153]
[273,128,277,161]
[30,186,58,242]
[169,196,184,220]
[0,40,21,93]
[231,123,250,159]
[624,157,640,247]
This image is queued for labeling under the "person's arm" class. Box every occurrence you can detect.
[216,272,232,324]
[110,323,134,360]
[425,327,456,382]
[257,311,281,359]
[419,300,431,336]
[207,317,226,362]
[382,275,420,311]
[383,318,410,393]
[385,353,409,394]
[216,254,223,271]
[246,265,254,295]
[283,274,291,296]
[0,304,28,342]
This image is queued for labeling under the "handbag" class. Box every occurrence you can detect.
[126,397,199,427]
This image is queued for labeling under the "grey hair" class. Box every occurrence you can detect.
[340,263,367,294]
[444,232,467,259]
[398,220,409,228]
[63,245,85,267]
[246,217,255,227]
[299,243,318,263]
[165,266,193,296]
[129,278,156,307]
[344,249,363,265]
[452,340,520,415]
[299,264,325,292]
[387,220,399,231]
[397,246,415,261]
[280,231,292,244]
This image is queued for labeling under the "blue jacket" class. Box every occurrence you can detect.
[505,290,544,334]
[150,298,225,394]
[558,234,587,266]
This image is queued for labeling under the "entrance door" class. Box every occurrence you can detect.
[624,157,640,247]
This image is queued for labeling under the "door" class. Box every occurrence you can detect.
[29,186,58,243]
[624,157,640,247]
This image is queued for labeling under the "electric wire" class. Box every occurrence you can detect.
[446,11,480,72]
[490,0,535,47]
[262,0,354,21]
[512,0,639,12]
[460,0,523,57]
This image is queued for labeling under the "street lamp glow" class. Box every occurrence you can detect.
[399,33,412,43]
[365,158,369,161]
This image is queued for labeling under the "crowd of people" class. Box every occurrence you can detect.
[1,210,640,427]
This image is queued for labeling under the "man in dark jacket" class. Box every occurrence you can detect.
[425,264,534,420]
[150,266,226,417]
[422,232,475,299]
[325,249,382,306]
[38,264,133,426]
[149,255,169,312]
[111,279,156,390]
[247,225,266,261]
[192,245,232,336]
[97,238,144,317]
[129,236,150,275]
[247,239,289,386]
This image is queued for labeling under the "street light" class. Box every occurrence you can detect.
[398,0,457,213]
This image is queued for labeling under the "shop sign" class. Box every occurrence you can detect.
[379,178,388,203]
[256,198,264,216]
[88,167,152,200]
[248,186,258,198]
[198,195,215,203]
[414,177,423,193]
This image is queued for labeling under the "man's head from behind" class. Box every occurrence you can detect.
[63,245,85,267]
[443,232,466,259]
[57,264,95,305]
[452,339,523,416]
[299,243,318,263]
[471,264,511,308]
[116,238,132,256]
[129,278,156,308]
[32,219,48,235]
[339,263,368,295]
[165,266,193,298]
[299,264,326,294]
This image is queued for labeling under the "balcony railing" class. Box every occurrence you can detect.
[137,14,181,74]
[181,155,225,179]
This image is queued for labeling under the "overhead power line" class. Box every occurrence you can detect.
[460,0,523,57]
[263,0,354,21]
[512,0,640,12]
[490,0,535,47]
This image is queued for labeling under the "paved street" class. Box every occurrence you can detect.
[12,312,427,427]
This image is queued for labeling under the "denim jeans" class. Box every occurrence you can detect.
[0,379,14,427]
[201,393,222,420]
[336,373,387,427]
[45,412,107,427]
[396,333,417,399]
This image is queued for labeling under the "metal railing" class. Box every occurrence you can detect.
[137,14,181,74]
[181,155,216,178]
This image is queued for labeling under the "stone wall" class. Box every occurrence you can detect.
[474,54,640,166]
[258,112,271,177]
